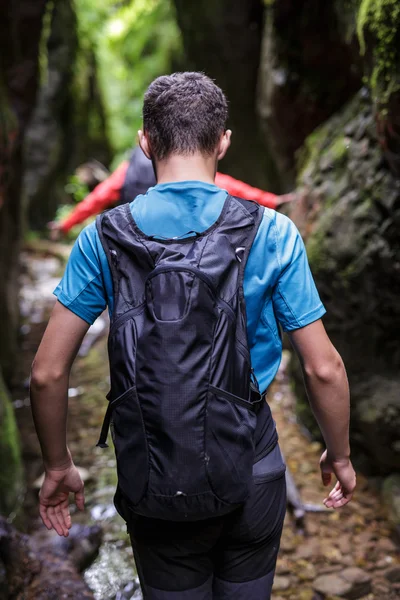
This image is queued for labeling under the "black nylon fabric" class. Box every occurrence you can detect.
[123,447,286,598]
[119,147,156,205]
[97,195,264,521]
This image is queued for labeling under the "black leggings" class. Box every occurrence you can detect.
[126,444,287,599]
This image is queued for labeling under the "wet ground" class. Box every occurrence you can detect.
[11,247,400,599]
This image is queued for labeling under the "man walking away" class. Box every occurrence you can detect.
[31,72,356,600]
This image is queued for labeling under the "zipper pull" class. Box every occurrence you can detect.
[110,249,118,267]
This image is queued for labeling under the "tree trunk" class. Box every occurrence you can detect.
[257,0,362,186]
[24,0,111,231]
[0,0,47,515]
[0,0,47,379]
[173,0,282,192]
[0,372,23,517]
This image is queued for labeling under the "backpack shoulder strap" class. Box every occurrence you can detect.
[96,204,155,317]
[120,147,156,205]
[229,196,264,287]
[232,195,264,217]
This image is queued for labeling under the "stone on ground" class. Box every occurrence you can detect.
[313,567,371,599]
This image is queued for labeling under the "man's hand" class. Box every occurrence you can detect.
[31,301,90,537]
[276,191,297,206]
[320,450,356,509]
[47,221,62,241]
[31,303,90,535]
[39,460,85,537]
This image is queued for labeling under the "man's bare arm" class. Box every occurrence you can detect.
[30,301,90,535]
[31,301,90,468]
[288,319,356,507]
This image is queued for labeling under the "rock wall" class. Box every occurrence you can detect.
[289,90,400,475]
[253,0,400,484]
[356,0,400,177]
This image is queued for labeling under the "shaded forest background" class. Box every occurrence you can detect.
[1,0,399,525]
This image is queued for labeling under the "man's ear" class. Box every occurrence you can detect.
[138,130,152,160]
[217,130,232,161]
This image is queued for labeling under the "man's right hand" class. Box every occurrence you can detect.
[276,191,297,206]
[47,221,63,241]
[320,450,356,509]
[39,461,85,537]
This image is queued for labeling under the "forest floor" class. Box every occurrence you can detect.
[11,246,400,600]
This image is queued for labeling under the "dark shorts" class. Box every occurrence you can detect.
[122,444,286,599]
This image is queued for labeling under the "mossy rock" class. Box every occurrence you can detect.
[355,0,400,176]
[356,0,400,107]
[0,370,24,517]
[289,90,400,474]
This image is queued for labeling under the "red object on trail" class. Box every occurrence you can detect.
[59,162,280,234]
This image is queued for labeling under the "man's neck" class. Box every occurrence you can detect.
[155,153,217,185]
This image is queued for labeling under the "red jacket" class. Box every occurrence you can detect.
[60,162,279,234]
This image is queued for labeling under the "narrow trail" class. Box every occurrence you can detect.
[13,248,400,600]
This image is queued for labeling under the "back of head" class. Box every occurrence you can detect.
[143,72,228,160]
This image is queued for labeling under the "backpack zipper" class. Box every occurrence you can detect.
[209,384,263,412]
[109,303,145,336]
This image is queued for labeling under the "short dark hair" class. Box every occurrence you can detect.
[143,72,228,160]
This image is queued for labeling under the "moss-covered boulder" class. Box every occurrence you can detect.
[356,0,400,176]
[0,370,23,517]
[289,90,400,474]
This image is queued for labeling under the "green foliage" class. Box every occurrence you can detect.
[356,0,400,107]
[53,174,91,239]
[64,174,90,203]
[74,0,182,166]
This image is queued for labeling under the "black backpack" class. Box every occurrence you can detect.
[119,147,156,205]
[96,195,264,521]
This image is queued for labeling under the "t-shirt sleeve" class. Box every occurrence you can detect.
[272,213,326,331]
[53,222,108,324]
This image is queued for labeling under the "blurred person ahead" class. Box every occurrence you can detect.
[31,72,356,600]
[51,147,293,236]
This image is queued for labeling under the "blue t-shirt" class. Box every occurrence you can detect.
[55,181,325,455]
